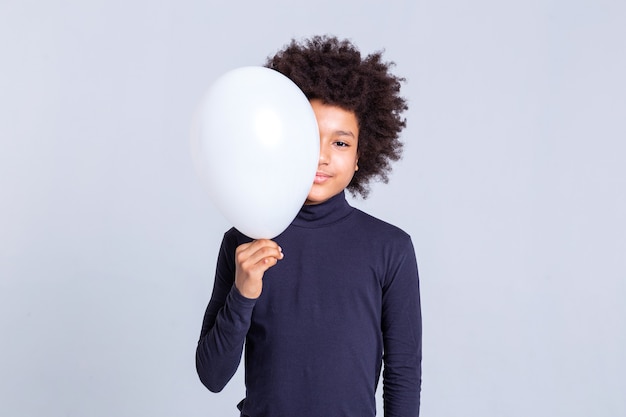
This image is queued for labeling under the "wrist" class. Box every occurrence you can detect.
[235,280,262,299]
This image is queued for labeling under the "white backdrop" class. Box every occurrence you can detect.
[1,1,625,416]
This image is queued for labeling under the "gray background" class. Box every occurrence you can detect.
[1,0,624,416]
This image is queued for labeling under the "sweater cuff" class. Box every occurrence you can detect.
[229,284,258,308]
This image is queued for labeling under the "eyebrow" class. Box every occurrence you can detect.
[333,130,355,138]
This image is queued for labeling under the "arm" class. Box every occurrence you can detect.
[195,232,283,392]
[381,235,422,416]
[196,232,254,392]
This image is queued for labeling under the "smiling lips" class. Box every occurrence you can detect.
[313,171,331,184]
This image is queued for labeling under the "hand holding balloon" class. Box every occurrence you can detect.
[191,67,319,239]
[234,240,284,299]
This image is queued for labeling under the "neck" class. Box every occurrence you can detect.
[292,191,353,228]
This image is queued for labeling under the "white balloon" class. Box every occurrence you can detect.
[191,66,319,239]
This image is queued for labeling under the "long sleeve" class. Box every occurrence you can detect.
[196,231,256,392]
[381,235,422,416]
[195,194,423,416]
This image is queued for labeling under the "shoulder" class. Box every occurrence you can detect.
[348,209,418,286]
[350,208,411,242]
[347,208,416,260]
[221,227,254,250]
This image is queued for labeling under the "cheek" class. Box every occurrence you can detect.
[344,158,359,178]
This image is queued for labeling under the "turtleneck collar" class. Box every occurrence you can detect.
[292,191,354,228]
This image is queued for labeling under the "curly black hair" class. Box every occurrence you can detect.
[265,35,408,198]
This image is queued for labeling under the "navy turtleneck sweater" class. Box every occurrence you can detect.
[196,192,422,416]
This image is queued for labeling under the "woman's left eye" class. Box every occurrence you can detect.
[334,141,348,147]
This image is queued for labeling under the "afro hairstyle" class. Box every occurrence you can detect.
[265,35,408,198]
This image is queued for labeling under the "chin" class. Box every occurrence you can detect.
[305,193,327,205]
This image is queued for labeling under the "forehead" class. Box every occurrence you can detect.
[309,99,359,136]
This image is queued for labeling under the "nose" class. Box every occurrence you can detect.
[318,138,330,165]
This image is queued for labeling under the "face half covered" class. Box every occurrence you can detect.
[305,99,360,205]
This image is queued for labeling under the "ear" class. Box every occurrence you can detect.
[355,159,359,171]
